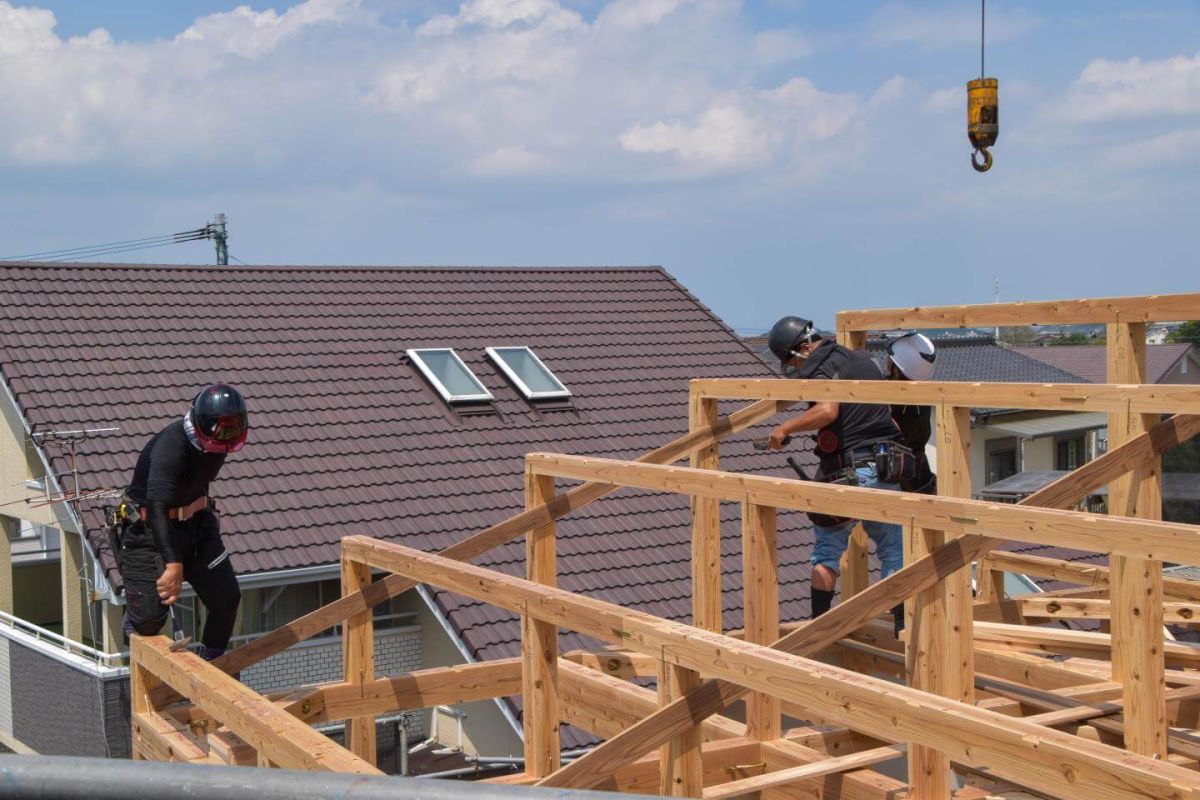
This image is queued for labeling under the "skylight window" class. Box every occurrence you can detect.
[407,348,494,404]
[486,347,571,400]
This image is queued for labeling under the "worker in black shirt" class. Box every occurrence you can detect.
[885,332,937,495]
[120,384,248,660]
[764,317,904,624]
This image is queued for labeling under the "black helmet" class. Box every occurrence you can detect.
[189,384,248,454]
[767,316,817,365]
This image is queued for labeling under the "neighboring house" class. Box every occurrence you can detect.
[0,262,828,758]
[1014,343,1200,386]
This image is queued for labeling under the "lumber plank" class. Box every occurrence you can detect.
[340,552,376,766]
[525,453,1200,563]
[523,471,560,778]
[690,394,722,633]
[558,661,902,800]
[973,621,1200,668]
[314,659,522,723]
[184,397,787,697]
[1108,321,1167,758]
[984,550,1200,602]
[703,745,906,800]
[346,536,1200,800]
[131,709,215,765]
[689,378,1200,415]
[533,411,1200,790]
[659,660,704,796]
[834,291,1200,330]
[743,503,781,742]
[132,636,381,774]
[1017,596,1200,625]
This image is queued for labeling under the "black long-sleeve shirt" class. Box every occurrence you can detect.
[127,420,225,562]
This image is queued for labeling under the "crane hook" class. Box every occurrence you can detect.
[971,147,993,172]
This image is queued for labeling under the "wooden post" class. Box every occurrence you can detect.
[657,660,703,796]
[524,470,560,777]
[341,552,377,766]
[1107,321,1167,758]
[689,394,722,632]
[129,640,162,761]
[836,329,871,599]
[907,403,973,800]
[742,503,780,742]
[974,558,1005,606]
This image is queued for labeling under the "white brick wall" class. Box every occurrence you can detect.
[240,625,424,739]
[0,636,11,738]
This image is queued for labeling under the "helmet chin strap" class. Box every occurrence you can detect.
[182,412,205,452]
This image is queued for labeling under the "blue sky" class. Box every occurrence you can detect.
[1,1,1197,332]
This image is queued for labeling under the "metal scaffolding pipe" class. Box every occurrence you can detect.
[0,756,652,800]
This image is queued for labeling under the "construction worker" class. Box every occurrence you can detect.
[885,332,937,495]
[764,316,904,624]
[119,384,248,660]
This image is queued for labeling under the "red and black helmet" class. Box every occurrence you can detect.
[190,384,248,454]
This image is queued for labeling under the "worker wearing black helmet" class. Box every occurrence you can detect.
[117,384,248,660]
[764,316,904,624]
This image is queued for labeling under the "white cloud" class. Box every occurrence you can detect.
[864,3,1039,50]
[0,0,883,184]
[619,78,861,174]
[176,0,362,58]
[1060,52,1200,123]
[1104,128,1200,169]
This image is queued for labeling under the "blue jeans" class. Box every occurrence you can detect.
[810,464,904,578]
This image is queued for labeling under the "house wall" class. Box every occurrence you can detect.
[13,562,61,629]
[1161,350,1200,384]
[397,590,524,758]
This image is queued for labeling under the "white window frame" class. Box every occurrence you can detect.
[407,348,494,404]
[485,346,572,400]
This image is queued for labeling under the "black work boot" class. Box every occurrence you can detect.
[811,588,834,618]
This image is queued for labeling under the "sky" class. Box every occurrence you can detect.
[0,1,1197,332]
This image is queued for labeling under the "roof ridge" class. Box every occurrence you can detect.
[0,261,668,275]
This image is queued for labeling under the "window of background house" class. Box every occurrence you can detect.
[1056,434,1086,471]
[485,346,571,400]
[986,437,1019,486]
[408,348,494,404]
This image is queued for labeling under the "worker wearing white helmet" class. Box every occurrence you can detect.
[886,331,936,381]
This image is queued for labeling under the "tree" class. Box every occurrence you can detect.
[1169,320,1200,345]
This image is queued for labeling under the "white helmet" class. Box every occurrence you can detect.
[887,332,936,381]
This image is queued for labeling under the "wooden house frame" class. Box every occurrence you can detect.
[129,291,1200,800]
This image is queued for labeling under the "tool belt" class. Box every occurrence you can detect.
[804,467,859,528]
[136,495,209,523]
[871,440,919,485]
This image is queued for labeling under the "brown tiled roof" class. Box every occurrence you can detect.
[1013,343,1196,384]
[1,263,859,744]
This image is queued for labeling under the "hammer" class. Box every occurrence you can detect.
[168,605,193,652]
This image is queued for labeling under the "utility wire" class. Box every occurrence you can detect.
[228,253,249,265]
[33,236,210,263]
[0,227,211,262]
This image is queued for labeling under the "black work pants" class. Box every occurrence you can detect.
[119,508,241,652]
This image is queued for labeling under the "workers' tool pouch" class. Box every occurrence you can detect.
[806,468,856,528]
[872,441,918,485]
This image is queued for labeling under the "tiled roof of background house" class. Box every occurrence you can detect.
[0,262,848,748]
[1013,343,1196,384]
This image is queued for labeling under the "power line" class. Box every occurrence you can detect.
[35,237,209,263]
[0,217,231,265]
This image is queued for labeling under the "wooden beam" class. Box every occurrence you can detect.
[984,549,1200,602]
[523,471,560,778]
[659,660,704,796]
[703,745,906,800]
[557,661,903,800]
[689,394,722,633]
[341,552,376,766]
[132,636,381,774]
[743,503,780,743]
[525,452,1200,563]
[835,330,871,602]
[1016,596,1200,625]
[535,411,1198,791]
[345,536,1200,800]
[835,291,1200,330]
[1108,321,1167,759]
[187,397,788,696]
[313,659,523,723]
[563,649,659,680]
[689,378,1200,415]
[973,621,1200,668]
[909,404,973,799]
